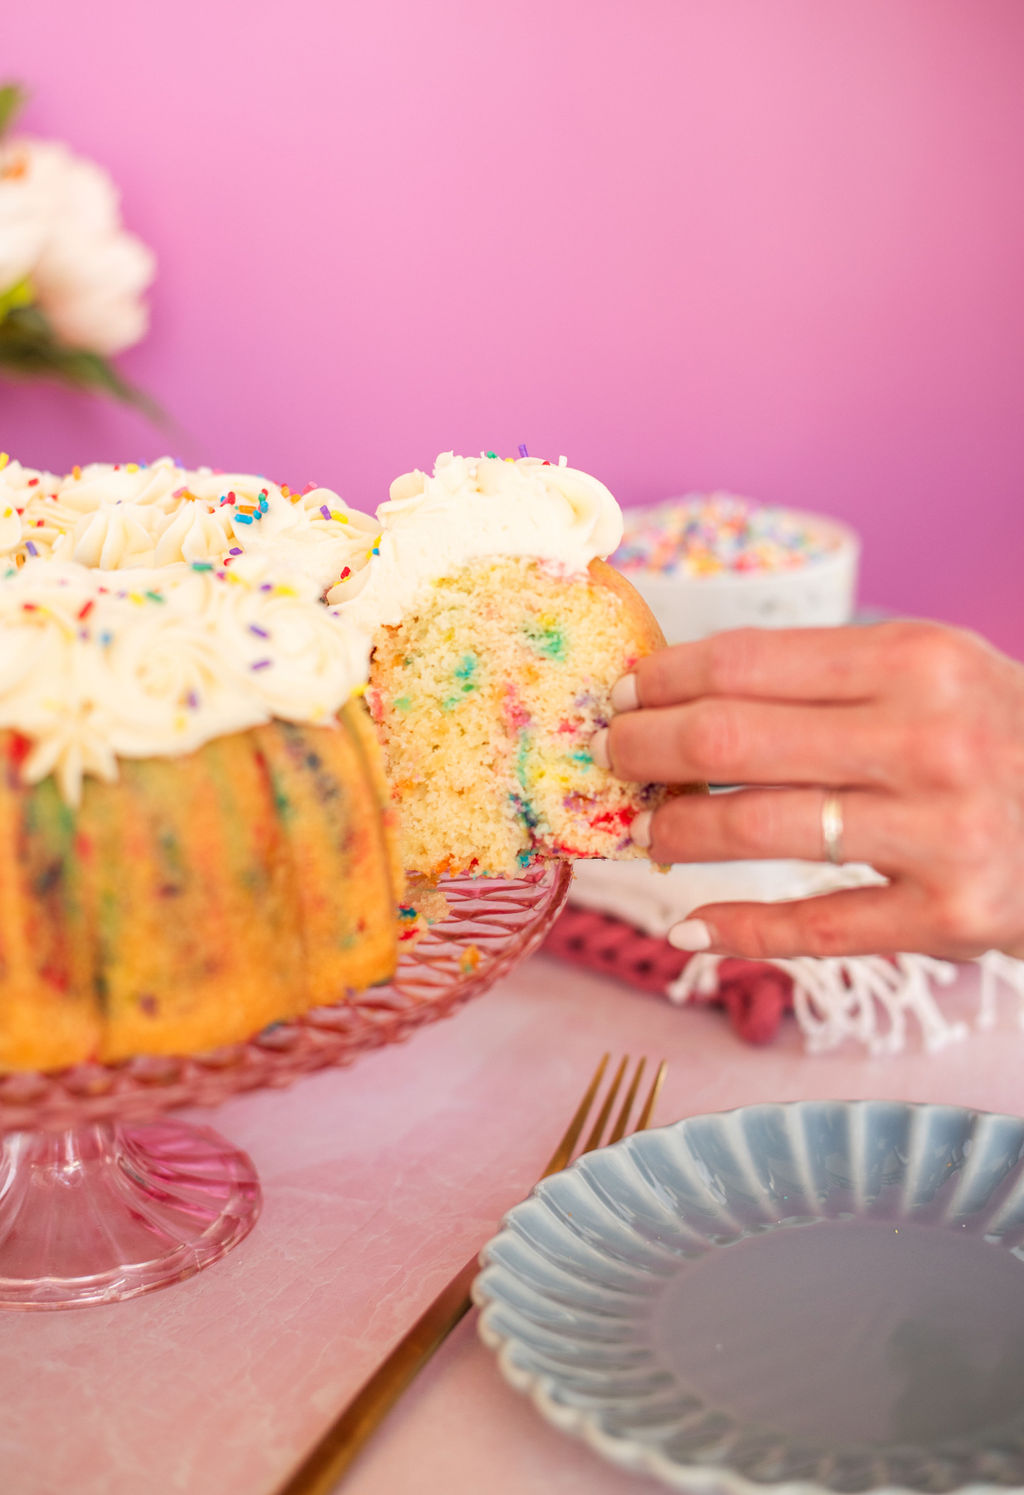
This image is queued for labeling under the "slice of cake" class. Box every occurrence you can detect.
[328,452,693,878]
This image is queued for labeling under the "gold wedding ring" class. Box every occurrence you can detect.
[821,790,844,865]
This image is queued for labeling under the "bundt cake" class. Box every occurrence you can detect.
[0,448,695,1072]
[328,453,686,878]
[0,556,402,1071]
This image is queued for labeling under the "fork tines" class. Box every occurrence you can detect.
[543,1054,667,1180]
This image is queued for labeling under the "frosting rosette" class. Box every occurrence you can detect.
[0,556,371,804]
[326,452,624,630]
[0,457,61,559]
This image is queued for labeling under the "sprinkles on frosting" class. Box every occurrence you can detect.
[0,456,378,597]
[0,556,373,805]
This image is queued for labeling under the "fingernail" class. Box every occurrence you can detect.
[610,673,639,714]
[630,810,652,849]
[590,727,611,770]
[667,919,713,952]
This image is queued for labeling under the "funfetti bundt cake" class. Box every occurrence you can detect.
[327,452,689,878]
[0,454,377,593]
[0,556,402,1072]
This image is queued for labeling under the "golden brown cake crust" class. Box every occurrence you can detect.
[586,557,667,658]
[0,710,402,1072]
[588,559,707,803]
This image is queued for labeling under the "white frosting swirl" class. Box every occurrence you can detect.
[0,557,371,804]
[4,458,375,595]
[0,458,62,559]
[0,502,23,556]
[326,452,623,630]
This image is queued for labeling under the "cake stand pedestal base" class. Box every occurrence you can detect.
[0,1119,260,1310]
[0,864,572,1310]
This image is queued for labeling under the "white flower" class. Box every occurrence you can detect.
[0,137,155,355]
[0,150,45,289]
[33,223,154,353]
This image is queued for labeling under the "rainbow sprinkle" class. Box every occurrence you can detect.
[614,495,842,577]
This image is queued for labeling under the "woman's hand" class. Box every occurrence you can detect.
[592,621,1024,961]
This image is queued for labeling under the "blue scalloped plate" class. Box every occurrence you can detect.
[474,1100,1024,1494]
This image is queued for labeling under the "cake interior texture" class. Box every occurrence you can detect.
[366,556,668,878]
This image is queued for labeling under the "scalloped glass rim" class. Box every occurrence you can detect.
[475,1099,1024,1495]
[0,863,572,1133]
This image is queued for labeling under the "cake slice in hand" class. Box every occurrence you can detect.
[330,452,699,878]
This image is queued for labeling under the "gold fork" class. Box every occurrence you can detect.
[275,1053,667,1495]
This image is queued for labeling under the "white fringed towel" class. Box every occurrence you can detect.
[569,859,1024,1055]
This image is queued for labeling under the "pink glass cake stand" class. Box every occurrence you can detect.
[0,863,572,1311]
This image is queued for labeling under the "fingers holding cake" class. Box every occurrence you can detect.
[592,699,895,792]
[593,618,1024,961]
[611,625,888,711]
[629,787,904,870]
[609,619,1001,714]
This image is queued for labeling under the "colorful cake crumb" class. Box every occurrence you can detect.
[330,453,697,879]
[396,880,451,941]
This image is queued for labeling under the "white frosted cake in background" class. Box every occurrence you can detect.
[612,493,859,643]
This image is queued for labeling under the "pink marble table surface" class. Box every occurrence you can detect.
[1,952,1020,1495]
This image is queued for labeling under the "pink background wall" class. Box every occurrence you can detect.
[5,1,1023,654]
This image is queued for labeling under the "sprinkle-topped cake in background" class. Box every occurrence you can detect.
[0,555,402,1071]
[613,493,860,642]
[328,451,696,879]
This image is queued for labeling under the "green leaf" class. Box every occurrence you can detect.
[0,83,27,139]
[0,306,164,423]
[0,277,35,322]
